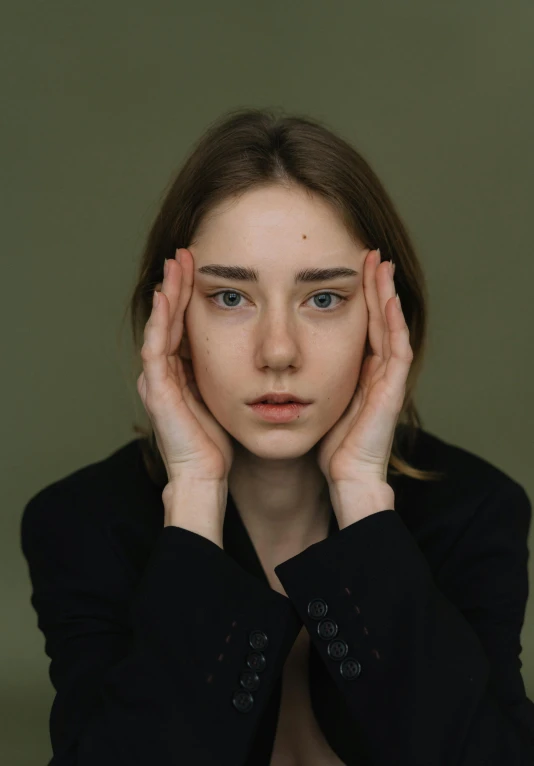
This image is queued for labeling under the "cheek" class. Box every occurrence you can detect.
[318,331,367,405]
[188,344,240,404]
[326,321,367,369]
[322,358,362,403]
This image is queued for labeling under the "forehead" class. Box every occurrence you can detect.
[189,185,364,264]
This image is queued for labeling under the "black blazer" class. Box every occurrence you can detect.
[20,428,534,765]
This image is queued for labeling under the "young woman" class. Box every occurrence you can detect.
[21,108,534,765]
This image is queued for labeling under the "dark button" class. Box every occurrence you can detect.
[327,639,349,661]
[232,689,254,713]
[317,618,338,640]
[239,669,261,691]
[307,598,328,620]
[246,651,266,672]
[249,629,269,650]
[340,657,362,680]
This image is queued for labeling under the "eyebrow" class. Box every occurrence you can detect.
[196,264,359,284]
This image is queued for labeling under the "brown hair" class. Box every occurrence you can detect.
[119,107,446,490]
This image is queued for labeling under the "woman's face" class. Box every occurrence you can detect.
[180,184,371,460]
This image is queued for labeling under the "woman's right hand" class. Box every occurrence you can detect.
[137,248,234,489]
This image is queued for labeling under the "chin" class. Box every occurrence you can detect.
[230,428,320,460]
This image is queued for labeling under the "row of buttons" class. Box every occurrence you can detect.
[231,629,269,713]
[231,598,360,714]
[308,598,362,680]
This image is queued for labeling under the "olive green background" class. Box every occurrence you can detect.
[2,1,533,763]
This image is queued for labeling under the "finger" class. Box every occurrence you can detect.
[161,256,180,321]
[136,370,147,403]
[141,288,178,398]
[182,357,204,402]
[364,249,387,357]
[383,295,413,401]
[380,261,397,361]
[163,249,184,351]
[169,249,194,353]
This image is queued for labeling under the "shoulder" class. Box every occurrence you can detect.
[20,439,162,568]
[394,427,531,559]
[400,425,529,501]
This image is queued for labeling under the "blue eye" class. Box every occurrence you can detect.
[208,291,349,312]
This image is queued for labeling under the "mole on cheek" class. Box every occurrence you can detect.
[302,234,307,239]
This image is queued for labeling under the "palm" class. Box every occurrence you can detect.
[317,352,394,484]
[316,249,412,486]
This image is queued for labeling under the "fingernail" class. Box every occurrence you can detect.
[164,259,169,278]
[176,249,182,264]
[153,290,159,308]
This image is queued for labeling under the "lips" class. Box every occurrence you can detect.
[249,393,310,404]
[261,400,297,404]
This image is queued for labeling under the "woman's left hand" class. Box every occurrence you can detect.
[317,248,413,487]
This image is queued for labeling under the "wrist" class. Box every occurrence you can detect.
[329,480,395,529]
[162,477,228,548]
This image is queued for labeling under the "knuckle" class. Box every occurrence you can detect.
[142,389,156,412]
[140,344,155,362]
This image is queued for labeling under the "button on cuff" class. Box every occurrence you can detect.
[307,598,328,620]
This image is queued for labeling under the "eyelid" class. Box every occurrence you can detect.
[207,289,349,311]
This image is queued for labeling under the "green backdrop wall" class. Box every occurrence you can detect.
[3,1,533,763]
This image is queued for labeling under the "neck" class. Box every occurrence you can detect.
[227,444,332,561]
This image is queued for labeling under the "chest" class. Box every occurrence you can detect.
[267,580,347,766]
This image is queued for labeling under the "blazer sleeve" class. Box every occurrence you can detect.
[20,481,302,766]
[274,478,534,765]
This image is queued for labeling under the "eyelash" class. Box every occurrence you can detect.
[207,290,349,312]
